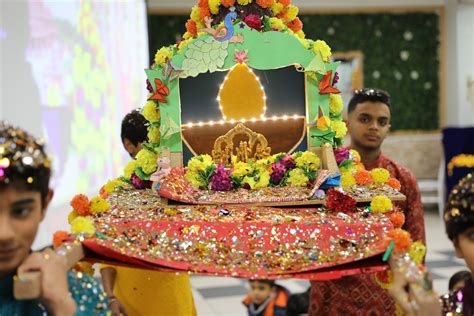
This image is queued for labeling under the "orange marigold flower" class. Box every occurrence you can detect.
[386,229,413,253]
[186,19,198,36]
[221,0,236,7]
[387,178,401,191]
[53,231,69,248]
[256,0,273,8]
[70,194,90,216]
[390,211,405,228]
[279,0,291,7]
[353,169,373,186]
[286,17,303,32]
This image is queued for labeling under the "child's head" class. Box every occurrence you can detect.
[444,173,474,274]
[448,270,471,292]
[0,121,52,277]
[121,109,148,158]
[249,280,275,305]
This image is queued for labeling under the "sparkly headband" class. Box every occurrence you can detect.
[0,120,51,184]
[444,173,474,227]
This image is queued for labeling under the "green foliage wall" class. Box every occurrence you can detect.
[148,12,440,131]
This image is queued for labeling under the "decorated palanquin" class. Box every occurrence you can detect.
[43,0,425,294]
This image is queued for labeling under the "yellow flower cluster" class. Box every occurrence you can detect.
[371,168,390,184]
[286,5,299,21]
[187,154,213,173]
[142,101,160,122]
[408,241,426,264]
[370,195,393,213]
[147,126,161,143]
[287,168,309,187]
[350,149,361,162]
[271,2,284,15]
[295,152,320,171]
[154,46,173,67]
[237,0,253,5]
[256,157,274,171]
[123,160,137,180]
[103,179,125,195]
[90,196,111,215]
[243,168,270,190]
[447,154,474,176]
[136,149,158,174]
[209,0,221,14]
[71,217,95,237]
[329,94,343,116]
[312,40,332,62]
[341,173,356,188]
[331,120,347,139]
[190,6,201,23]
[68,210,79,224]
[269,17,285,31]
[232,161,253,178]
[185,171,206,189]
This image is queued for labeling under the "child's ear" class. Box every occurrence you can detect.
[452,238,464,259]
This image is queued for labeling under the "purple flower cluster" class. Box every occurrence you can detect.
[334,147,350,165]
[131,173,152,189]
[270,162,285,184]
[210,164,233,191]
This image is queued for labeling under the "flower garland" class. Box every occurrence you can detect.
[185,151,321,191]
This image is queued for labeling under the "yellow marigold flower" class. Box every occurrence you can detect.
[331,120,347,139]
[190,6,201,22]
[370,195,393,213]
[271,2,284,15]
[185,171,206,189]
[183,31,194,40]
[232,161,253,178]
[103,179,124,195]
[269,17,285,31]
[295,30,305,39]
[350,149,361,162]
[187,154,214,173]
[89,196,111,215]
[313,40,331,62]
[287,168,309,187]
[254,167,270,189]
[209,0,221,14]
[71,217,95,237]
[142,101,160,122]
[285,5,299,21]
[154,46,173,67]
[147,126,160,143]
[371,168,390,184]
[341,173,356,188]
[329,94,343,116]
[136,149,158,174]
[237,0,252,4]
[408,241,426,265]
[123,160,137,180]
[68,210,79,224]
[295,151,321,171]
[256,157,273,171]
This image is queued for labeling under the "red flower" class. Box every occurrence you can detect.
[243,14,263,31]
[286,17,303,33]
[326,189,357,213]
[186,19,198,36]
[221,0,236,7]
[279,0,291,7]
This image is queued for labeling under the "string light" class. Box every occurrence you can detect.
[181,115,305,128]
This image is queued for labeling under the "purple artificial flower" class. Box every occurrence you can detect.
[131,173,152,190]
[334,147,350,165]
[210,164,233,191]
[146,79,153,93]
[270,162,286,184]
[280,155,296,169]
[333,71,340,85]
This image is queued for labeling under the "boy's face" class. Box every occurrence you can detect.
[347,101,391,151]
[122,138,142,159]
[0,186,50,278]
[454,226,474,275]
[249,281,274,305]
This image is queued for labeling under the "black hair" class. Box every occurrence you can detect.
[348,88,391,114]
[121,109,148,146]
[448,270,471,291]
[444,173,474,240]
[249,279,276,287]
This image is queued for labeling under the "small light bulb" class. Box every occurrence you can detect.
[272,115,277,121]
[209,120,215,126]
[241,118,246,123]
[188,122,194,128]
[230,119,235,124]
[293,114,299,119]
[219,120,225,125]
[261,116,267,122]
[251,117,256,122]
[198,121,204,127]
[283,115,288,120]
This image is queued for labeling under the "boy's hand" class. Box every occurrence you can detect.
[17,248,77,316]
[109,296,128,316]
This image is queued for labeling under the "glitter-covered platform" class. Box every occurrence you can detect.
[80,190,393,280]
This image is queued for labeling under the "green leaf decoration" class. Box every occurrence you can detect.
[181,36,229,78]
[305,53,326,75]
[135,167,151,181]
[160,114,181,140]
